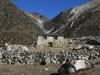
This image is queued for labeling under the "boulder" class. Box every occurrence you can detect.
[41,57,50,65]
[3,43,11,51]
[20,46,29,51]
[7,59,12,64]
[45,57,51,65]
[87,45,94,50]
[2,44,29,51]
[73,45,84,50]
[81,56,88,60]
[44,68,48,71]
[51,59,56,64]
[26,59,34,65]
[0,52,2,59]
[58,60,92,75]
[86,39,100,45]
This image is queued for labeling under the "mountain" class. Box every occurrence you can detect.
[0,0,44,46]
[32,12,49,21]
[44,0,100,37]
[43,8,72,33]
[0,0,100,46]
[23,11,48,33]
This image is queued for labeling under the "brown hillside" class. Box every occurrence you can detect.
[0,0,44,46]
[43,8,72,31]
[59,10,100,37]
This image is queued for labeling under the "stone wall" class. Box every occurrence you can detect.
[37,36,65,48]
[0,44,100,65]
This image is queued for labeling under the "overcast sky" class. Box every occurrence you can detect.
[11,0,91,19]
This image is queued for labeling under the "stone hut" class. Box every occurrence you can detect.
[36,34,66,48]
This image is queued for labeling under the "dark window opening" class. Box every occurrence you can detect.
[48,42,52,47]
[55,36,57,40]
[44,36,47,39]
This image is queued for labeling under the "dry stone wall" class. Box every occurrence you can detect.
[0,44,100,65]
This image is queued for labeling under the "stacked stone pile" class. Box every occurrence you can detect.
[0,43,100,65]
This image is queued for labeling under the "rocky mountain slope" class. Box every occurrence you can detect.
[0,0,100,46]
[32,12,49,21]
[0,0,44,46]
[44,0,100,37]
[23,11,48,33]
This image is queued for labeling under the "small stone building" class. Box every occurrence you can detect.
[36,35,66,48]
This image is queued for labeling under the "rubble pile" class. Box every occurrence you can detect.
[0,43,100,65]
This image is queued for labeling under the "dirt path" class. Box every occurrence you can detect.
[0,64,62,75]
[0,58,100,75]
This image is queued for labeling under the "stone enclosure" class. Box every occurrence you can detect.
[0,44,100,65]
[0,35,100,65]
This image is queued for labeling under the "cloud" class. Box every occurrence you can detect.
[39,9,43,12]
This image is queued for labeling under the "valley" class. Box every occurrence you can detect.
[0,0,100,75]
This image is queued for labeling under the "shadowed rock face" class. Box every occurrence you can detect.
[43,8,72,32]
[44,0,100,37]
[61,10,100,37]
[0,0,44,46]
[58,60,92,75]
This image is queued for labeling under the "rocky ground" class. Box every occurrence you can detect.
[0,36,100,75]
[0,58,100,75]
